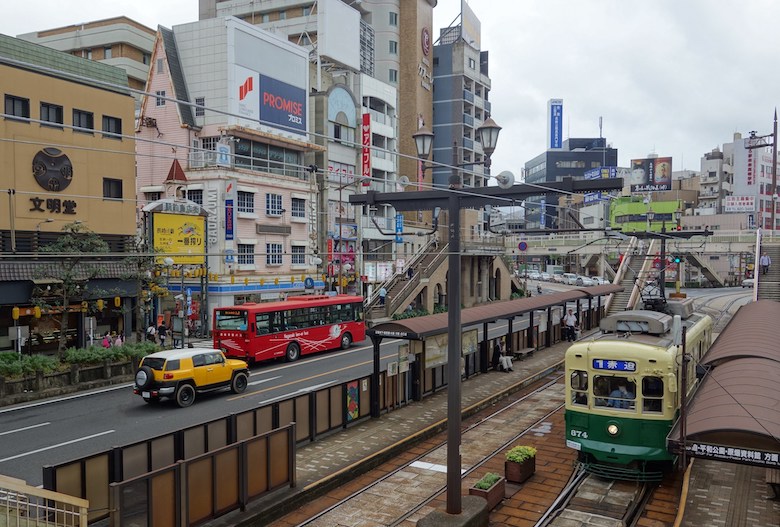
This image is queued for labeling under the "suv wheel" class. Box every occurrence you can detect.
[285,342,300,362]
[175,384,196,408]
[231,372,248,394]
[340,332,352,350]
[135,366,154,390]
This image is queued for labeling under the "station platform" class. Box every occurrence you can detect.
[203,333,779,527]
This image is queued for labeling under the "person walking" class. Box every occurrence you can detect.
[146,323,156,343]
[114,333,123,347]
[407,267,414,280]
[760,252,771,275]
[158,321,168,348]
[378,287,387,306]
[563,308,579,342]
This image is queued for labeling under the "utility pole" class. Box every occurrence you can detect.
[744,110,778,233]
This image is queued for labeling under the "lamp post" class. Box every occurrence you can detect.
[413,117,501,516]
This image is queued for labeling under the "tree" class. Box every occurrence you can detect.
[34,222,111,357]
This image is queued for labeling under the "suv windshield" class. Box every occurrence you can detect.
[142,357,166,370]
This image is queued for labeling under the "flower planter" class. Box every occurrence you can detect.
[505,457,535,484]
[468,476,505,510]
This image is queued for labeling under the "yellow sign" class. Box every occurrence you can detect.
[153,213,205,265]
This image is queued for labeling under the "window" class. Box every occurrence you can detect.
[195,97,205,117]
[187,189,203,205]
[238,244,255,265]
[291,198,306,218]
[40,102,63,127]
[266,243,282,265]
[201,137,218,151]
[104,46,112,59]
[103,178,122,200]
[145,192,161,203]
[266,194,283,216]
[155,90,166,107]
[262,14,270,23]
[102,115,122,139]
[237,191,255,213]
[570,370,588,406]
[142,53,150,65]
[389,69,398,83]
[156,58,165,73]
[642,376,664,413]
[468,57,476,69]
[85,49,92,60]
[291,245,306,265]
[73,109,94,132]
[303,6,312,16]
[389,12,398,26]
[4,95,30,120]
[389,41,398,55]
[279,10,287,20]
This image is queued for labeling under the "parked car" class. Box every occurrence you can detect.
[592,277,611,285]
[540,272,551,282]
[552,274,566,284]
[134,348,249,407]
[528,271,542,281]
[576,275,595,287]
[742,278,755,288]
[562,273,579,285]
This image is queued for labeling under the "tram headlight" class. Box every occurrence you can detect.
[607,423,620,436]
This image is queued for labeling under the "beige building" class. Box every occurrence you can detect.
[0,34,138,351]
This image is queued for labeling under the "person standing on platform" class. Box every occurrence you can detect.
[564,308,579,342]
[760,252,771,275]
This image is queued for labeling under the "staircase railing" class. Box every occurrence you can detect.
[366,238,440,310]
[605,237,637,313]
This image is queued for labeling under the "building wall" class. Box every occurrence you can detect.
[0,62,136,237]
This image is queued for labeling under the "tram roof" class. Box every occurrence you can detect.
[367,284,623,340]
[668,300,780,462]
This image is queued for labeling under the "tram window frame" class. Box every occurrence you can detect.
[642,376,664,413]
[570,370,588,406]
[596,375,636,410]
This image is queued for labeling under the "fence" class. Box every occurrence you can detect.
[0,474,88,527]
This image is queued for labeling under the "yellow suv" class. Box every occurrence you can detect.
[134,348,249,407]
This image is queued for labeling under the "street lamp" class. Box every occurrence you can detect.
[36,218,54,231]
[413,117,500,516]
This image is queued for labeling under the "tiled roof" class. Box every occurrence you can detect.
[0,33,130,95]
[0,261,138,282]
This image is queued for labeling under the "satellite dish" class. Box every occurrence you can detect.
[496,171,515,189]
[397,175,410,190]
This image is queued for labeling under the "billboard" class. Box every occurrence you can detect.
[153,213,206,265]
[584,166,617,204]
[361,113,371,185]
[724,195,756,213]
[258,74,306,134]
[548,99,563,149]
[629,157,672,192]
[461,0,481,49]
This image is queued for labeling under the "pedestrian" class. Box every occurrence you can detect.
[114,333,123,347]
[760,252,771,275]
[563,308,579,342]
[407,267,414,280]
[497,340,513,372]
[101,331,111,348]
[158,321,168,348]
[146,323,156,343]
[379,287,387,306]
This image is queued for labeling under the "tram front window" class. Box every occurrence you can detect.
[571,370,588,406]
[596,376,636,409]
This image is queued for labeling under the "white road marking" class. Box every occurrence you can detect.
[248,375,282,386]
[0,422,50,437]
[0,430,115,463]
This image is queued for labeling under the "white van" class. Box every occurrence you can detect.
[562,273,578,285]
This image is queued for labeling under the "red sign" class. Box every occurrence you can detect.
[361,113,371,186]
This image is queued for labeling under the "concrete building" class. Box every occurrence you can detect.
[17,17,156,109]
[136,17,323,314]
[0,34,138,351]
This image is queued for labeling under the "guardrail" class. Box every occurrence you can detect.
[0,474,88,527]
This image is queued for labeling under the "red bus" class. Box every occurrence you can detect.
[213,295,365,363]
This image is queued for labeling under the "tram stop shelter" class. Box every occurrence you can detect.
[365,284,623,418]
[667,300,780,479]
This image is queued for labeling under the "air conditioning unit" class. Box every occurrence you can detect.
[144,117,157,127]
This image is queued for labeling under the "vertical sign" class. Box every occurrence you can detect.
[395,214,403,243]
[225,199,234,240]
[361,113,371,186]
[539,198,546,228]
[548,99,563,149]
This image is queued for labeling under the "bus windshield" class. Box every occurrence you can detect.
[215,310,248,330]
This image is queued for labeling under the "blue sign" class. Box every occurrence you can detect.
[549,101,563,149]
[539,198,546,228]
[225,199,234,240]
[518,241,528,251]
[395,213,403,243]
[258,75,306,133]
[592,359,637,372]
[225,249,235,264]
[304,277,315,289]
[217,143,231,166]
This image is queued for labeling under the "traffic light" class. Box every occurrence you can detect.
[673,255,682,264]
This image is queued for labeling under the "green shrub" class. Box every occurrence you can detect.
[473,472,501,490]
[506,445,537,463]
[0,353,59,377]
[64,343,155,365]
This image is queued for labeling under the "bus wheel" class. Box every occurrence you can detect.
[340,332,352,350]
[285,342,300,362]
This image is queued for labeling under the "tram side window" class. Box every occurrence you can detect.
[642,376,663,413]
[570,370,588,406]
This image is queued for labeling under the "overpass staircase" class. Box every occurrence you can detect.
[684,252,725,287]
[757,243,780,302]
[606,238,658,316]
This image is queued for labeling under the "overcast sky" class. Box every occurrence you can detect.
[3,0,778,178]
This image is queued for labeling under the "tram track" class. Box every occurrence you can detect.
[292,373,566,527]
[691,290,751,333]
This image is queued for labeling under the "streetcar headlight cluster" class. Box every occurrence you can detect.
[607,423,620,436]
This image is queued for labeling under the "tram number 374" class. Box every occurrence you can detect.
[570,429,589,439]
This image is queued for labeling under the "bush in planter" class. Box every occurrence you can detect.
[64,343,155,365]
[0,352,60,378]
[473,472,501,490]
[505,445,536,484]
[469,472,505,510]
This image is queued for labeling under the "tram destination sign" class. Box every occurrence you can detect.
[592,359,636,371]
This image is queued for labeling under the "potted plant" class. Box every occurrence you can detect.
[468,472,505,510]
[505,445,536,484]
